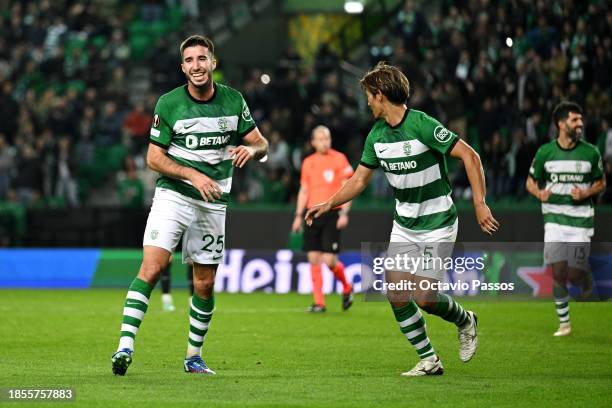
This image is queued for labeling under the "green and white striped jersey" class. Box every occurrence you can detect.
[529,139,604,237]
[149,83,256,207]
[360,109,460,232]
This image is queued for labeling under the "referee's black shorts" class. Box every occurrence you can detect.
[303,210,341,253]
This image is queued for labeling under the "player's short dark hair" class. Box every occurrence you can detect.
[552,101,583,129]
[359,62,410,105]
[180,35,214,59]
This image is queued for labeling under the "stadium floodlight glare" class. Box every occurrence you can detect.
[260,73,271,85]
[506,37,513,47]
[344,0,364,14]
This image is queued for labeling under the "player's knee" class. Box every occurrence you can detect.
[386,290,411,304]
[324,257,336,269]
[137,262,164,285]
[415,298,437,313]
[193,273,215,296]
[308,257,321,265]
[568,269,585,286]
[552,269,567,283]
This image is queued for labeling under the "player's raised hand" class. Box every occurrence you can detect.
[190,172,222,202]
[475,202,499,236]
[229,145,255,168]
[538,188,552,202]
[305,202,332,226]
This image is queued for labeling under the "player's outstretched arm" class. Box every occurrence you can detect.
[305,165,374,226]
[146,143,222,202]
[449,139,499,235]
[230,127,269,168]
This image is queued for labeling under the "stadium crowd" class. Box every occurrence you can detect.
[0,0,610,208]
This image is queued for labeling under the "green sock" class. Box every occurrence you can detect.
[186,294,215,357]
[554,297,570,324]
[553,284,570,324]
[429,292,470,327]
[392,301,435,360]
[117,278,153,351]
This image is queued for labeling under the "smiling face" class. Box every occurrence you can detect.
[181,45,216,91]
[561,111,584,140]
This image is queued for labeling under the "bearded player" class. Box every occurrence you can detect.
[526,101,605,336]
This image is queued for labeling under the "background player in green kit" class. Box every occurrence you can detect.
[526,101,605,337]
[111,35,268,375]
[306,63,499,376]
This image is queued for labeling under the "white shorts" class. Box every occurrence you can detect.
[388,219,458,281]
[543,223,591,271]
[543,242,590,270]
[143,188,226,264]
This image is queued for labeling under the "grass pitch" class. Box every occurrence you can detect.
[0,289,611,407]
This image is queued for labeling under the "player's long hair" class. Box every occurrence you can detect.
[360,62,410,105]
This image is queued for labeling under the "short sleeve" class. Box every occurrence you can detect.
[591,148,604,180]
[237,94,257,138]
[149,97,172,149]
[529,147,545,182]
[359,132,379,169]
[417,113,459,155]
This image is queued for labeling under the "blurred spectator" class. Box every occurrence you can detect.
[9,145,43,204]
[95,101,123,147]
[0,0,610,208]
[54,136,79,207]
[116,156,145,209]
[483,131,508,200]
[0,82,18,142]
[476,98,498,144]
[122,101,151,152]
[265,130,290,172]
[0,134,16,199]
[395,0,429,48]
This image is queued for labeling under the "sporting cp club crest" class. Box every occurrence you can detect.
[323,169,334,183]
[403,141,411,156]
[576,162,582,172]
[150,230,159,240]
[218,117,229,132]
